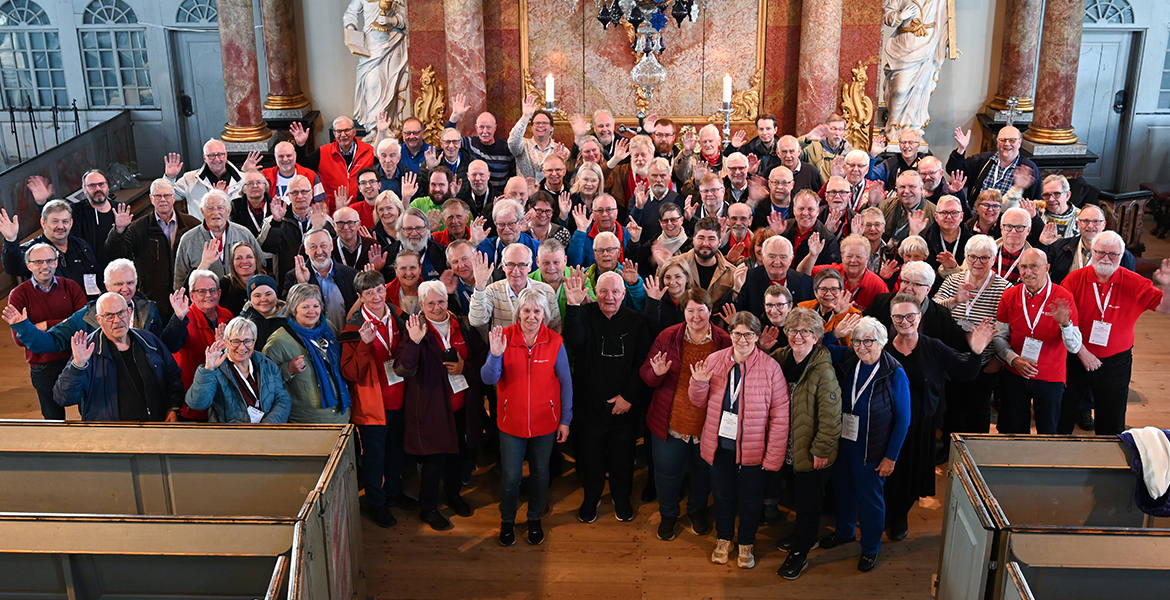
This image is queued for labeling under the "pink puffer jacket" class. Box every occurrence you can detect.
[689,347,789,470]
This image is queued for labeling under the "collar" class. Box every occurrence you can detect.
[684,326,713,344]
[505,278,531,299]
[155,211,177,226]
[33,276,57,293]
[315,262,335,280]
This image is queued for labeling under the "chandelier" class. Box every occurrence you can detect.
[597,0,701,117]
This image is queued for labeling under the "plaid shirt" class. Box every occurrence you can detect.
[981,155,1020,195]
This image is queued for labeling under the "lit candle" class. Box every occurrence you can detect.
[546,74,555,103]
[722,73,732,105]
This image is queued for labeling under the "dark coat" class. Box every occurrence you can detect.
[53,329,184,421]
[106,210,202,313]
[946,149,1042,200]
[562,303,652,423]
[725,266,814,317]
[864,293,969,352]
[281,262,359,312]
[4,234,100,298]
[1046,235,1135,284]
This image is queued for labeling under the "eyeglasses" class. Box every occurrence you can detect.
[936,210,962,218]
[332,127,355,135]
[1091,249,1122,259]
[440,139,461,146]
[96,308,131,322]
[728,216,751,222]
[998,137,1021,144]
[660,216,682,223]
[401,129,423,136]
[1041,192,1067,200]
[205,152,227,159]
[1002,224,1029,233]
[815,286,842,294]
[191,287,221,296]
[784,328,815,338]
[699,188,723,195]
[150,193,175,199]
[358,179,379,186]
[592,207,617,214]
[900,280,930,289]
[401,225,427,234]
[502,262,530,270]
[891,313,919,323]
[27,258,57,267]
[764,301,791,310]
[531,207,554,216]
[84,182,108,189]
[825,190,851,196]
[1077,218,1105,226]
[243,181,266,187]
[851,338,878,348]
[918,169,942,177]
[978,203,1002,211]
[334,220,360,228]
[226,338,256,348]
[967,254,993,263]
[595,247,620,254]
[496,219,520,229]
[288,189,312,197]
[730,331,758,341]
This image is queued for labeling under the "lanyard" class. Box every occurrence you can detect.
[338,239,362,268]
[945,231,962,257]
[998,248,1022,280]
[850,184,865,212]
[430,316,454,350]
[362,305,394,354]
[1021,279,1052,334]
[989,157,1017,188]
[963,271,993,319]
[1092,282,1113,321]
[1075,239,1092,269]
[728,366,743,411]
[232,362,258,402]
[246,203,268,232]
[850,361,880,412]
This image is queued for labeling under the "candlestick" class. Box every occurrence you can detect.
[545,74,555,104]
[718,102,733,148]
[722,73,732,105]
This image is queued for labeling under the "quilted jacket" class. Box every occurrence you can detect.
[770,345,842,472]
[689,347,789,470]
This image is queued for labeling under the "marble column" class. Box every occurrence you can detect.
[1022,0,1082,145]
[218,0,271,144]
[260,0,309,115]
[796,0,843,133]
[443,0,488,122]
[986,0,1043,118]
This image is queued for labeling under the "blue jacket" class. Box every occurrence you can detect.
[53,329,184,421]
[185,352,292,423]
[566,228,632,268]
[10,293,169,355]
[828,345,911,464]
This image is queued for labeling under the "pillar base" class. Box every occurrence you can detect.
[262,93,311,119]
[1021,139,1087,156]
[221,122,273,144]
[984,96,1034,123]
[1022,125,1078,145]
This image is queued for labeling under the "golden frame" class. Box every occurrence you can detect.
[518,0,768,126]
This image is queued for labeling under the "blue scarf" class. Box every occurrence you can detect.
[285,320,351,411]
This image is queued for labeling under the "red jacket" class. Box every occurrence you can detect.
[640,323,732,441]
[341,308,406,425]
[689,347,789,469]
[317,141,375,212]
[495,323,565,438]
[174,305,235,420]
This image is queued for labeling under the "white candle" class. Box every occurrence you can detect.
[723,73,732,105]
[546,74,555,103]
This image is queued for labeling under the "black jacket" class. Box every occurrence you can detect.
[784,220,841,267]
[71,199,120,264]
[1046,235,1136,284]
[946,149,1042,200]
[106,210,202,314]
[864,293,969,352]
[563,303,652,423]
[282,262,359,311]
[725,266,814,317]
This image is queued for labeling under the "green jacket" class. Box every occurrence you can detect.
[770,344,842,472]
[530,267,572,319]
[262,326,350,425]
[797,135,850,184]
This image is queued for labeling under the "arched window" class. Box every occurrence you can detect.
[177,0,217,24]
[0,0,66,108]
[79,0,153,107]
[1083,0,1134,25]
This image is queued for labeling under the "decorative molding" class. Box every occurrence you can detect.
[840,59,876,153]
[1084,0,1134,24]
[707,68,762,123]
[521,70,570,121]
[414,65,447,147]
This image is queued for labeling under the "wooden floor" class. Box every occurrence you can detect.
[1,223,1168,599]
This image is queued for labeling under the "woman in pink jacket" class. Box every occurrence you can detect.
[690,311,790,571]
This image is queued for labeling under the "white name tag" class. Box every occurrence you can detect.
[383,360,403,386]
[1089,320,1112,347]
[83,273,100,296]
[841,413,860,442]
[1021,336,1043,363]
[718,410,738,440]
[448,374,469,394]
[246,405,265,424]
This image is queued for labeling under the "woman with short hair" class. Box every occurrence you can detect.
[185,316,291,423]
[262,283,351,424]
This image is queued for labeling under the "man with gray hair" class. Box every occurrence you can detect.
[1,199,101,298]
[869,127,926,190]
[373,138,410,199]
[397,206,448,281]
[25,169,121,264]
[628,157,680,242]
[173,189,263,291]
[164,138,256,219]
[1038,174,1080,239]
[283,228,359,332]
[468,242,561,339]
[1047,204,1134,284]
[290,115,376,211]
[722,152,751,203]
[477,198,540,267]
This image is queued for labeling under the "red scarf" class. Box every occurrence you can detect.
[624,168,647,202]
[702,151,721,167]
[588,221,626,262]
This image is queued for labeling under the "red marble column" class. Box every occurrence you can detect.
[444,0,488,124]
[218,0,270,142]
[796,0,843,133]
[260,0,308,112]
[1023,0,1082,144]
[987,0,1043,115]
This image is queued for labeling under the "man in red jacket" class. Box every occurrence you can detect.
[290,116,374,212]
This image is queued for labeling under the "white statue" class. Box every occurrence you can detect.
[343,0,410,137]
[882,0,952,139]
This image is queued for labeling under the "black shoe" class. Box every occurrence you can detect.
[369,504,397,528]
[387,493,418,511]
[641,480,657,502]
[613,497,635,522]
[776,534,818,553]
[688,510,712,536]
[421,509,452,531]
[499,521,515,546]
[777,550,809,580]
[447,495,472,518]
[526,520,544,545]
[578,499,600,523]
[818,533,856,550]
[1078,412,1096,431]
[888,521,909,541]
[657,516,677,541]
[858,553,879,572]
[762,503,784,526]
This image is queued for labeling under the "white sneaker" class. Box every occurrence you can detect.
[737,544,755,569]
[711,539,731,564]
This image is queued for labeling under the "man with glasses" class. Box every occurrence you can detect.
[1038,175,1081,240]
[948,125,1042,200]
[568,195,629,268]
[798,114,853,182]
[924,195,972,282]
[993,207,1033,285]
[426,127,471,184]
[4,243,86,419]
[446,94,516,192]
[650,117,679,163]
[583,232,647,311]
[258,175,334,287]
[1047,205,1134,284]
[174,190,263,292]
[992,249,1082,435]
[509,94,567,182]
[396,207,448,281]
[263,141,325,205]
[690,173,730,227]
[880,170,935,244]
[478,199,540,276]
[53,292,184,422]
[869,128,927,191]
[165,139,256,219]
[784,190,840,267]
[752,166,795,229]
[164,269,236,420]
[284,229,359,332]
[540,155,569,197]
[826,150,883,218]
[1059,233,1170,435]
[331,206,380,272]
[627,158,679,243]
[230,170,274,238]
[729,235,814,315]
[469,243,561,338]
[105,179,201,319]
[722,153,751,204]
[349,168,384,229]
[721,203,755,262]
[917,156,968,212]
[26,169,121,265]
[290,115,376,211]
[818,175,861,242]
[1,200,102,299]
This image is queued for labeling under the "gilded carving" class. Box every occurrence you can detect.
[521,70,570,121]
[707,68,762,123]
[414,65,447,147]
[841,59,876,153]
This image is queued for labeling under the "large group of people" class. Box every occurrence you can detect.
[6,100,1170,578]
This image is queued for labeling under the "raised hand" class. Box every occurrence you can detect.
[759,325,780,351]
[294,254,311,284]
[689,359,711,382]
[242,151,262,172]
[824,207,845,233]
[908,209,929,237]
[830,154,846,179]
[684,200,698,222]
[851,213,865,236]
[214,322,226,342]
[488,325,507,356]
[633,179,649,209]
[450,93,470,120]
[1020,198,1038,218]
[571,203,593,232]
[620,259,639,285]
[406,314,427,344]
[553,142,571,161]
[289,121,310,146]
[726,241,747,264]
[287,354,308,375]
[213,180,228,192]
[867,183,886,207]
[879,258,899,280]
[558,192,572,220]
[1153,258,1170,287]
[204,339,229,370]
[70,331,95,368]
[968,317,995,355]
[424,146,440,169]
[450,176,462,197]
[626,216,643,243]
[730,129,747,148]
[164,152,184,178]
[376,110,392,132]
[0,208,20,242]
[2,305,28,325]
[468,216,489,246]
[643,275,663,300]
[427,208,443,232]
[400,171,418,200]
[732,262,749,293]
[649,351,672,377]
[270,196,287,222]
[767,210,787,236]
[521,94,537,117]
[358,319,377,345]
[1050,297,1072,327]
[718,302,738,324]
[472,251,494,290]
[835,288,856,313]
[170,288,191,321]
[834,313,862,339]
[746,153,760,175]
[870,133,887,156]
[954,127,971,154]
[937,250,958,270]
[199,239,221,270]
[681,129,696,154]
[1039,222,1059,246]
[112,202,133,233]
[26,175,53,205]
[335,185,352,208]
[946,170,967,193]
[807,232,825,258]
[368,242,386,271]
[747,174,768,206]
[564,272,588,306]
[439,269,458,294]
[1012,167,1034,192]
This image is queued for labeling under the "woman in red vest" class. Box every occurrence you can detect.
[481,287,573,547]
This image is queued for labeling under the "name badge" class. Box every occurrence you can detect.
[448,374,469,394]
[718,410,738,440]
[383,360,403,386]
[1089,320,1112,347]
[841,413,860,442]
[246,405,265,424]
[83,273,101,296]
[1021,336,1043,363]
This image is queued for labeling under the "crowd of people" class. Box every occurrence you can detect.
[5,98,1170,578]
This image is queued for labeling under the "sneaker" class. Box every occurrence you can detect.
[613,497,635,522]
[688,511,712,536]
[369,504,397,528]
[446,495,472,518]
[777,551,809,580]
[858,553,879,572]
[578,498,600,523]
[387,493,418,511]
[657,516,677,541]
[499,521,515,546]
[526,520,544,545]
[1078,412,1096,431]
[711,539,731,564]
[818,533,856,549]
[736,544,755,569]
[775,534,818,552]
[421,509,452,531]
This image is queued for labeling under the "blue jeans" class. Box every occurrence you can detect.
[997,372,1065,434]
[651,434,711,519]
[499,430,556,523]
[832,439,886,555]
[709,447,767,545]
[356,409,407,508]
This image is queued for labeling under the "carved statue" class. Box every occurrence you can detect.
[881,0,954,139]
[343,0,410,138]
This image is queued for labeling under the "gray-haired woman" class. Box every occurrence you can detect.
[262,283,351,424]
[186,316,291,423]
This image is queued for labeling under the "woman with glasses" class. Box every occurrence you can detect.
[933,234,1010,435]
[863,261,970,352]
[798,269,862,344]
[219,242,266,315]
[690,311,789,570]
[567,162,604,231]
[879,294,991,546]
[525,193,572,247]
[165,269,236,421]
[771,307,842,579]
[262,283,352,425]
[185,316,291,423]
[642,255,699,336]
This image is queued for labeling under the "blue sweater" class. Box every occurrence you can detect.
[481,345,574,427]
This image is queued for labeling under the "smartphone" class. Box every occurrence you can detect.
[443,348,459,363]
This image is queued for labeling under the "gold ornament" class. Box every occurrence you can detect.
[414,65,447,147]
[707,69,762,123]
[840,59,876,153]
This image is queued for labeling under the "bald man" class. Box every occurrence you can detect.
[447,94,516,192]
[947,125,1042,201]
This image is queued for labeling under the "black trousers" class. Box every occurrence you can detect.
[790,466,833,553]
[418,408,468,512]
[30,361,67,420]
[573,417,638,505]
[1060,349,1133,436]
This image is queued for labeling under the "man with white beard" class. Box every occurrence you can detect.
[396,207,448,281]
[627,158,679,242]
[606,134,656,220]
[1058,232,1170,436]
[283,228,358,333]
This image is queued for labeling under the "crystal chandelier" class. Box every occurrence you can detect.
[597,0,701,117]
